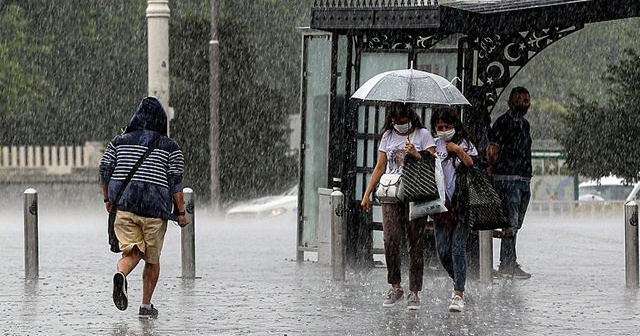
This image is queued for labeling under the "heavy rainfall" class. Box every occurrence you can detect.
[1,0,640,335]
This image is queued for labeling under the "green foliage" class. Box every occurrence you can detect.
[499,18,640,140]
[558,50,640,182]
[0,0,306,203]
[0,4,51,143]
[216,0,303,201]
[9,0,147,144]
[527,99,567,140]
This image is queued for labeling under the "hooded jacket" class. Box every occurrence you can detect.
[99,97,184,219]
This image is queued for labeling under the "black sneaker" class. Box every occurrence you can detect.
[138,304,159,319]
[112,272,128,311]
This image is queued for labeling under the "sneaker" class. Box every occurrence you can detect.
[112,272,128,311]
[449,295,464,312]
[499,265,531,279]
[138,304,159,319]
[382,287,404,307]
[407,292,421,310]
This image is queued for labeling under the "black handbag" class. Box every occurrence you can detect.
[455,165,510,230]
[108,136,159,253]
[398,151,439,202]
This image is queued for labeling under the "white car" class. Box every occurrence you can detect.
[225,184,298,220]
[578,176,638,204]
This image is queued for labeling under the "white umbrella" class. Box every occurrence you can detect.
[351,68,470,106]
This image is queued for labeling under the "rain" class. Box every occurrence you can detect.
[2,0,640,335]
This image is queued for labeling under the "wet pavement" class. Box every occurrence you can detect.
[1,204,639,335]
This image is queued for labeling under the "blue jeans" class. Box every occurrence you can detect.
[493,178,531,269]
[433,210,470,292]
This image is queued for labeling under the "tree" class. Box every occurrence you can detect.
[0,4,51,143]
[170,0,302,202]
[2,0,308,203]
[497,18,640,141]
[557,49,640,182]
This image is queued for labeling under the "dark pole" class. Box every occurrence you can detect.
[209,0,221,213]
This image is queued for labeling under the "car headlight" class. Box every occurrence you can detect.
[270,208,287,216]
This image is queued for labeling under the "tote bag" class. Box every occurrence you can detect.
[455,165,510,230]
[398,151,439,202]
[409,157,448,220]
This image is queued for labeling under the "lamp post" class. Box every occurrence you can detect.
[146,0,172,133]
[209,0,221,213]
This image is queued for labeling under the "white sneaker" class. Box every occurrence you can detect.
[382,287,404,307]
[406,292,421,310]
[448,295,464,312]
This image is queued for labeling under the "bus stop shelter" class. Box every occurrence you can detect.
[297,0,640,269]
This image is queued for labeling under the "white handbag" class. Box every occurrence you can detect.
[375,173,402,203]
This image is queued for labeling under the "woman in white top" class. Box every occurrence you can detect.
[361,104,436,310]
[430,106,477,313]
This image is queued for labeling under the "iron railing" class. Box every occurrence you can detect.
[313,0,438,8]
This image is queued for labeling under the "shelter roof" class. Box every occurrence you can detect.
[311,0,640,34]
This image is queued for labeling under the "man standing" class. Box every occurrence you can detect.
[487,87,532,279]
[100,96,189,318]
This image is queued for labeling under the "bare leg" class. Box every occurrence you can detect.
[142,262,160,305]
[118,246,143,275]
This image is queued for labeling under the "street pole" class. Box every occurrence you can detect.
[209,0,221,214]
[146,0,172,134]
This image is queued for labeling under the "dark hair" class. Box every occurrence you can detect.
[508,86,530,102]
[430,106,473,144]
[381,103,425,133]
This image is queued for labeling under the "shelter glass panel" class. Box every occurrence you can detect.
[301,34,332,249]
[337,35,349,97]
[360,53,408,84]
[416,52,457,81]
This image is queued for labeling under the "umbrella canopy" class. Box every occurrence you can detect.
[351,69,470,106]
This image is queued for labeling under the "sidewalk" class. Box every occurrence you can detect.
[0,206,639,335]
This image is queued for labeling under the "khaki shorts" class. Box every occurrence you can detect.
[114,210,167,264]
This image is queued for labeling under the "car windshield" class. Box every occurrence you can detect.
[579,185,634,201]
[283,184,298,196]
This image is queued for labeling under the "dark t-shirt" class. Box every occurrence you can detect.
[488,111,532,178]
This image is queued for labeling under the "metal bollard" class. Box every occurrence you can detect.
[331,180,345,281]
[625,201,638,288]
[181,188,196,279]
[24,188,39,280]
[479,230,493,285]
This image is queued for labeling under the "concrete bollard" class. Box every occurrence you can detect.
[331,180,345,281]
[24,188,39,280]
[479,230,493,285]
[625,201,639,288]
[181,188,196,279]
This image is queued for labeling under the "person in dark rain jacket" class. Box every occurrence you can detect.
[100,96,189,318]
[487,87,532,279]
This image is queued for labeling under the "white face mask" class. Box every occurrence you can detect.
[393,122,411,134]
[436,129,456,142]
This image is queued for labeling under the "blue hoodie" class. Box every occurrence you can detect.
[99,97,184,219]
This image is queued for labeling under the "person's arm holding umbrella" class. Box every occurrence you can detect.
[361,151,388,212]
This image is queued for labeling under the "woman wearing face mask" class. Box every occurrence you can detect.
[429,106,477,313]
[361,103,436,310]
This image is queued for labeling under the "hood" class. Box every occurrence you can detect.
[123,96,168,135]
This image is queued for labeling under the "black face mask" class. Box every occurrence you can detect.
[513,105,529,117]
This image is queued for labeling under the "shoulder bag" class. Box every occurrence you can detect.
[398,151,439,202]
[108,136,160,253]
[454,164,509,230]
[375,173,402,203]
